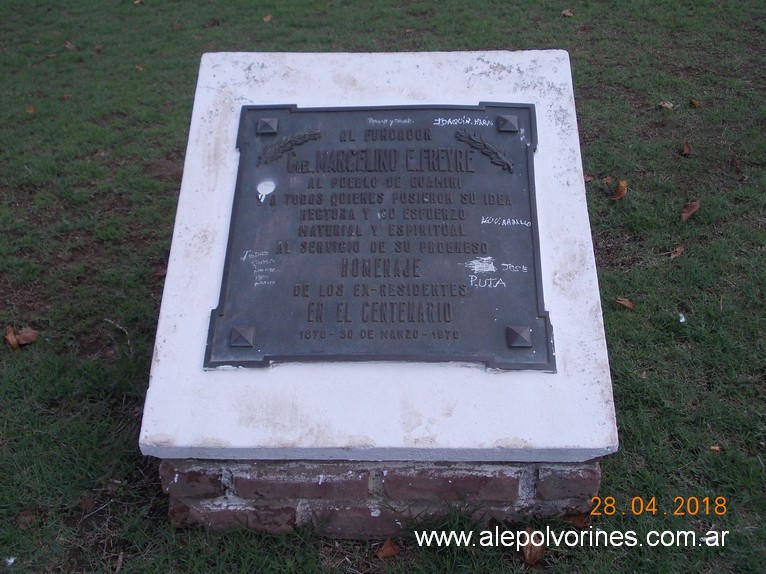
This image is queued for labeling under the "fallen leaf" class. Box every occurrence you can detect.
[64,40,77,51]
[615,297,635,310]
[561,9,574,17]
[689,98,702,108]
[681,200,700,221]
[584,173,595,183]
[61,94,71,101]
[263,14,273,22]
[562,512,590,529]
[670,245,685,259]
[521,527,545,565]
[709,445,721,452]
[26,105,36,114]
[203,17,221,28]
[133,0,142,4]
[601,175,615,185]
[79,496,95,512]
[5,326,19,349]
[15,327,39,346]
[658,101,675,110]
[150,264,167,282]
[172,22,184,32]
[135,64,144,72]
[6,326,39,348]
[92,44,104,54]
[192,33,203,39]
[405,28,415,33]
[681,141,692,157]
[376,538,400,559]
[610,179,628,201]
[16,509,36,529]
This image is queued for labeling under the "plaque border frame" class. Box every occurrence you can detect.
[204,102,555,371]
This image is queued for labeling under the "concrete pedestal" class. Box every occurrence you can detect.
[139,51,617,537]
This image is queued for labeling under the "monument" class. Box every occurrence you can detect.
[140,51,618,537]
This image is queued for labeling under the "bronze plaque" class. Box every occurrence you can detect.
[204,103,555,370]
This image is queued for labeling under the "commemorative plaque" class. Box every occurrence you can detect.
[204,103,555,370]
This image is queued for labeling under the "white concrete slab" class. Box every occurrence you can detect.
[139,51,618,462]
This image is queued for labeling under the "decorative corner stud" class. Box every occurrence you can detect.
[256,117,279,135]
[506,325,533,348]
[496,115,519,132]
[230,325,255,348]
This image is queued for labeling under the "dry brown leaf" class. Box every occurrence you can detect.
[522,527,545,565]
[561,9,574,17]
[15,327,39,346]
[133,0,143,5]
[16,509,36,529]
[405,28,415,33]
[92,44,104,54]
[376,538,400,559]
[6,326,39,348]
[61,94,71,101]
[584,173,595,183]
[658,100,675,110]
[203,17,222,28]
[79,496,95,512]
[135,64,144,72]
[681,200,700,221]
[709,445,721,452]
[64,40,77,51]
[689,98,702,108]
[25,105,36,114]
[5,326,19,349]
[263,14,273,22]
[562,512,590,529]
[150,264,168,282]
[601,175,615,185]
[670,245,686,259]
[615,297,635,310]
[681,141,692,157]
[610,179,628,201]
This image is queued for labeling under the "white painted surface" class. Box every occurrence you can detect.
[139,51,618,462]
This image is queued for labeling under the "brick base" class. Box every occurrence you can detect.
[159,460,600,538]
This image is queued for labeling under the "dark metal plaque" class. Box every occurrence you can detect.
[204,103,555,370]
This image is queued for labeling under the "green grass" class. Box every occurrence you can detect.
[1,1,765,572]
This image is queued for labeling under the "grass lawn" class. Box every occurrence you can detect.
[1,1,764,572]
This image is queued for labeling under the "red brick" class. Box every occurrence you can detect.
[313,504,403,539]
[536,464,601,501]
[169,499,295,533]
[234,463,368,500]
[383,468,519,502]
[168,500,192,527]
[159,460,223,498]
